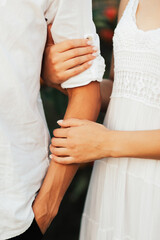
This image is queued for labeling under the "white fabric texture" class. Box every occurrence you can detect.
[0,1,105,239]
[80,0,160,239]
[45,0,105,89]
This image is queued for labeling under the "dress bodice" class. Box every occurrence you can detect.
[112,0,160,109]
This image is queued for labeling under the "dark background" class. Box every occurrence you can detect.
[41,0,119,239]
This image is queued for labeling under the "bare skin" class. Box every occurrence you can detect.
[33,82,101,233]
[49,0,160,164]
[41,25,98,93]
[50,118,160,164]
[136,0,160,32]
[33,29,101,233]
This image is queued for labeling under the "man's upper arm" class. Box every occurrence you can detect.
[45,0,105,89]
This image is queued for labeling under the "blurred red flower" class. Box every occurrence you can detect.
[99,29,114,42]
[104,6,117,21]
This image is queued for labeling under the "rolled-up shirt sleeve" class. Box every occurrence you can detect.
[45,0,105,89]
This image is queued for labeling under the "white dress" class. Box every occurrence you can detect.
[80,0,160,239]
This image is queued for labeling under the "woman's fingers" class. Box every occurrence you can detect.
[53,46,97,67]
[61,46,97,61]
[63,53,97,70]
[57,118,87,128]
[50,155,75,165]
[53,119,87,138]
[63,62,92,79]
[50,146,69,157]
[51,137,67,147]
[53,128,69,138]
[51,61,92,82]
[55,39,92,53]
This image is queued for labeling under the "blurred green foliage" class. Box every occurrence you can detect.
[41,0,119,239]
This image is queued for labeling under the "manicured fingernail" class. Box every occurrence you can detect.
[87,40,93,46]
[92,52,98,57]
[88,60,93,65]
[92,46,98,51]
[49,154,53,159]
[57,120,63,124]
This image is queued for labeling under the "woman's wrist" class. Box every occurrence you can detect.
[102,130,126,159]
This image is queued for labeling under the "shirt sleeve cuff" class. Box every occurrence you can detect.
[61,55,105,89]
[61,33,106,89]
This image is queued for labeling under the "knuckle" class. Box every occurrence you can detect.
[56,72,63,82]
[52,64,59,72]
[51,56,58,65]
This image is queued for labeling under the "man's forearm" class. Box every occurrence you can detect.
[33,81,101,233]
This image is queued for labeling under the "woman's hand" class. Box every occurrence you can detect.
[49,118,113,164]
[41,25,98,87]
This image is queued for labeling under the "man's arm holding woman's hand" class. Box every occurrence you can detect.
[33,26,102,233]
[32,82,101,234]
[33,0,106,228]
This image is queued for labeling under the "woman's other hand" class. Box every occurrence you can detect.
[41,25,98,87]
[49,119,113,164]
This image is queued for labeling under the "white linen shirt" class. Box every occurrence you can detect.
[0,0,105,239]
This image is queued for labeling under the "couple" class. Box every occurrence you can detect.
[1,0,160,239]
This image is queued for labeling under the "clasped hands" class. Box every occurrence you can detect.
[49,118,111,164]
